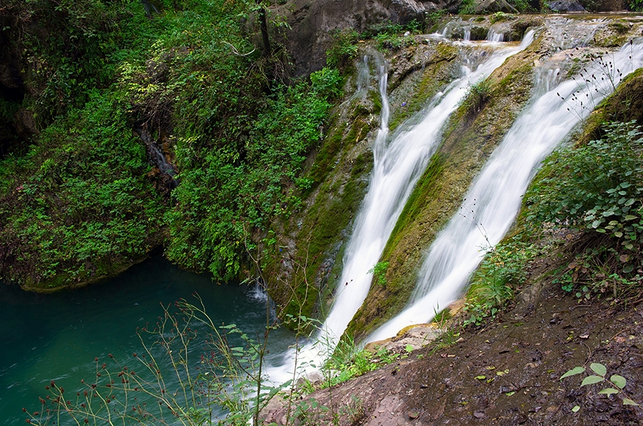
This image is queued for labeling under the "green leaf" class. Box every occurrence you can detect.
[598,388,619,395]
[624,214,638,221]
[590,363,607,376]
[591,220,602,228]
[611,374,627,389]
[581,375,605,386]
[561,366,585,380]
[571,405,580,413]
[623,398,639,406]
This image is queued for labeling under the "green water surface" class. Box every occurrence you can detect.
[0,256,292,425]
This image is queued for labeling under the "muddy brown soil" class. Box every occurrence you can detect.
[262,277,643,425]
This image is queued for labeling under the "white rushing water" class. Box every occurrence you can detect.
[487,28,504,43]
[267,33,534,383]
[368,38,643,342]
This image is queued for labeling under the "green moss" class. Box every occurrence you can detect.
[389,48,457,132]
[279,167,372,322]
[346,41,540,339]
[608,19,630,34]
[385,154,445,256]
[309,123,345,185]
[576,68,643,145]
[265,91,377,324]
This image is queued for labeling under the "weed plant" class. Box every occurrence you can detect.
[465,237,541,326]
[25,295,284,425]
[561,362,641,411]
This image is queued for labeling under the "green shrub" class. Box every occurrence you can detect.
[165,76,337,281]
[0,91,166,288]
[525,121,643,252]
[465,239,538,325]
[326,29,360,68]
[368,261,390,286]
[464,79,493,115]
[459,0,476,14]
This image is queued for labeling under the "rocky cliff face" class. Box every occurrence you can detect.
[264,15,643,339]
[260,16,643,426]
[270,0,632,77]
[272,0,462,76]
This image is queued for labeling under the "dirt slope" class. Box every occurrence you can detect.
[263,270,643,425]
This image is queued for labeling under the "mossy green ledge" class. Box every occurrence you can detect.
[345,33,544,341]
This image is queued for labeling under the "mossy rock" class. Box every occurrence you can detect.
[345,35,543,340]
[263,72,379,323]
[577,68,643,145]
[265,40,462,326]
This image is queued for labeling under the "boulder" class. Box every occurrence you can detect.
[473,0,518,14]
[547,0,586,11]
[273,0,462,76]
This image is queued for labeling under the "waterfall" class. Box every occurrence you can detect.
[134,125,179,188]
[368,38,643,343]
[266,32,534,383]
[487,29,504,43]
[463,28,471,42]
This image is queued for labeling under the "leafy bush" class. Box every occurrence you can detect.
[465,239,538,325]
[525,121,643,252]
[459,0,476,14]
[553,243,642,301]
[1,0,341,287]
[166,71,338,281]
[561,362,640,410]
[321,337,400,388]
[0,90,166,288]
[326,29,360,68]
[368,21,419,50]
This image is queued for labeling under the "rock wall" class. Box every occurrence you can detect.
[266,15,643,340]
[272,0,461,76]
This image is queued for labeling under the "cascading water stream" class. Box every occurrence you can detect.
[368,38,643,343]
[487,29,504,43]
[266,33,534,383]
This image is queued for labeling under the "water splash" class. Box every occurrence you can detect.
[266,33,534,383]
[368,38,643,343]
[487,29,504,43]
[248,282,269,303]
[463,28,471,42]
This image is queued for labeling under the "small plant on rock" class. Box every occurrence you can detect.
[368,261,390,286]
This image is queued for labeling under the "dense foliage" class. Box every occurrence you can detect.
[525,121,643,253]
[0,0,341,289]
[465,238,538,325]
[523,121,643,301]
[166,69,340,281]
[0,92,165,288]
